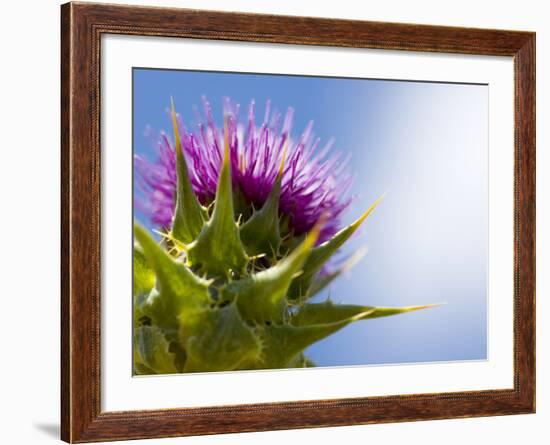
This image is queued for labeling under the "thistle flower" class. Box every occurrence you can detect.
[132,98,434,375]
[135,98,353,244]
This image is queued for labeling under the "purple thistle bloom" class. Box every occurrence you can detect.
[135,97,354,244]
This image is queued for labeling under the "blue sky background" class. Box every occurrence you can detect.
[133,68,488,367]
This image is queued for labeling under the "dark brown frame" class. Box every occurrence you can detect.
[61,1,536,442]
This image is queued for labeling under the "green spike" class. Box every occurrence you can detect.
[288,194,384,300]
[291,300,437,327]
[239,143,287,257]
[181,303,262,372]
[133,363,155,375]
[256,307,376,369]
[134,325,178,375]
[255,302,436,369]
[187,118,249,278]
[223,222,321,324]
[170,98,207,244]
[133,242,155,296]
[134,223,211,331]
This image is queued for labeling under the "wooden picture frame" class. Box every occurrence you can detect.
[61,2,535,442]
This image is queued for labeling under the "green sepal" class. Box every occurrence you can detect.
[187,120,249,278]
[133,291,149,329]
[291,300,435,327]
[181,303,262,372]
[239,154,285,257]
[134,223,211,333]
[170,99,208,244]
[223,223,320,324]
[288,195,384,300]
[254,308,374,369]
[254,300,434,369]
[134,325,178,375]
[134,363,155,375]
[133,242,155,296]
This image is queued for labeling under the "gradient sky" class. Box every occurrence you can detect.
[133,67,488,367]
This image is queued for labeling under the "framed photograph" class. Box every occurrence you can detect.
[61,2,535,442]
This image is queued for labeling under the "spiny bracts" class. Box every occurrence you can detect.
[133,99,433,374]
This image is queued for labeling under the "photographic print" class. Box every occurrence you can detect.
[60,4,537,440]
[62,5,535,440]
[132,68,488,375]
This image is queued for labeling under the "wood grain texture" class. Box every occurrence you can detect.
[60,2,536,442]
